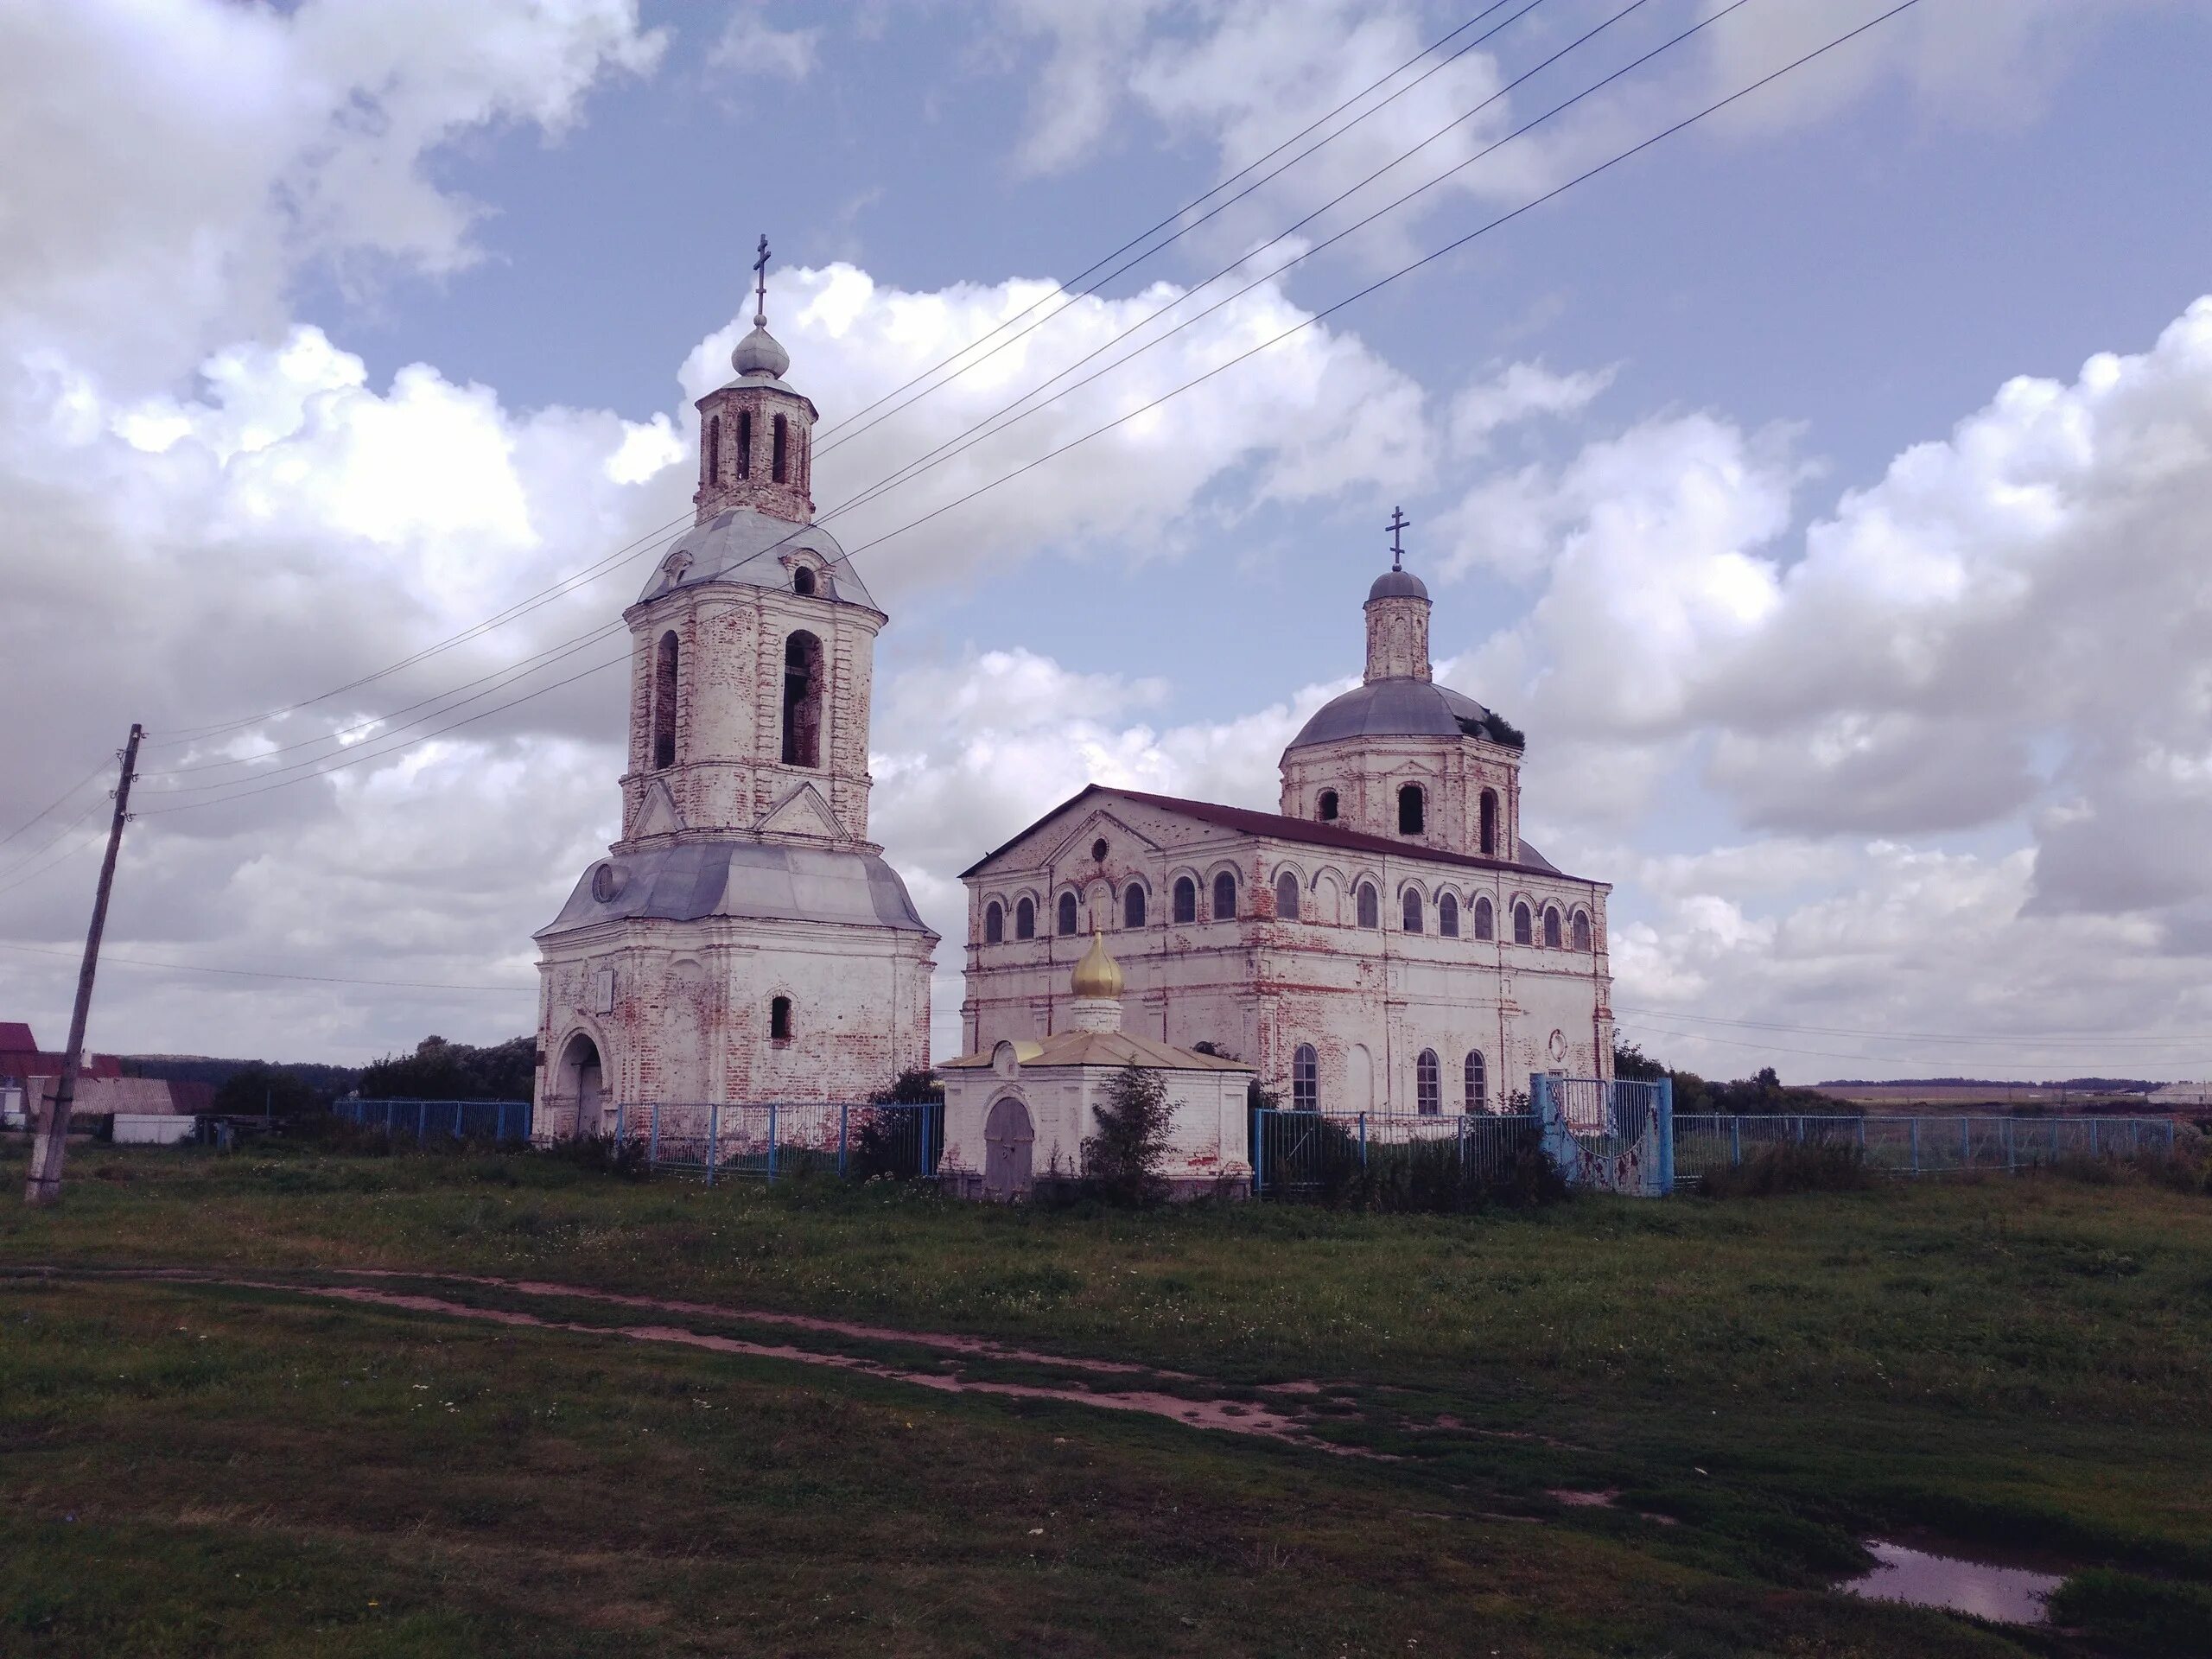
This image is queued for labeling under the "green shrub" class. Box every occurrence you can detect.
[1700,1141,1872,1198]
[543,1132,650,1180]
[1083,1065,1173,1207]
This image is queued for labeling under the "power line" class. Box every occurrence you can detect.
[0,797,113,892]
[0,758,111,852]
[1616,1014,2194,1074]
[125,0,1924,822]
[813,0,1560,460]
[0,939,528,995]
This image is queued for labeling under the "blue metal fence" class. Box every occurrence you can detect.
[334,1097,533,1145]
[1534,1076,1673,1196]
[1672,1112,2178,1185]
[1251,1109,1540,1198]
[626,1100,941,1185]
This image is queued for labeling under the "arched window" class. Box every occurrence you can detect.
[984,900,1003,944]
[1317,789,1339,822]
[1173,876,1197,925]
[652,630,679,769]
[1465,1050,1487,1113]
[1124,883,1147,929]
[1572,910,1592,951]
[772,413,789,482]
[736,410,753,478]
[1479,789,1499,856]
[792,566,817,596]
[1292,1044,1318,1111]
[1398,783,1425,836]
[1014,896,1035,940]
[1543,905,1562,949]
[769,995,793,1042]
[1274,871,1300,920]
[1357,882,1379,929]
[1402,889,1423,932]
[706,415,721,482]
[1474,896,1494,941]
[781,631,823,767]
[1057,892,1078,935]
[1513,901,1533,945]
[1211,871,1236,922]
[1416,1049,1440,1116]
[1439,893,1459,938]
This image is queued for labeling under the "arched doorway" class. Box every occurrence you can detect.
[561,1033,604,1136]
[982,1096,1034,1200]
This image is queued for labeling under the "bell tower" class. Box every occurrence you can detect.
[694,233,815,524]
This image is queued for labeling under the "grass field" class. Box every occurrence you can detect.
[3,1142,2210,1656]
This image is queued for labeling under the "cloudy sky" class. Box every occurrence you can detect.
[3,0,2210,1084]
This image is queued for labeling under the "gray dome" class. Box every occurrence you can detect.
[539,838,935,938]
[642,507,877,609]
[732,323,791,380]
[1287,678,1523,751]
[1368,568,1429,601]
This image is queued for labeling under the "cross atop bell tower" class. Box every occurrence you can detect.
[694,232,817,524]
[1386,505,1411,571]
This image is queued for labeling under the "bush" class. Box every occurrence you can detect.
[849,1106,929,1181]
[1701,1141,1872,1198]
[2047,1569,2212,1657]
[1083,1064,1173,1207]
[543,1132,650,1180]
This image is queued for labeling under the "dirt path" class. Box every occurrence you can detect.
[6,1266,1363,1452]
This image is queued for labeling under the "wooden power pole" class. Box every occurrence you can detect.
[24,723,143,1207]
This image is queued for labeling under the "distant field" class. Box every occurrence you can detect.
[3,1145,2210,1656]
[1813,1082,2159,1112]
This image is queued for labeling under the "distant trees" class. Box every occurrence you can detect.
[1614,1042,1835,1115]
[211,1062,323,1118]
[358,1035,534,1102]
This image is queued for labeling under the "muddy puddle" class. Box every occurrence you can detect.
[1839,1540,2062,1624]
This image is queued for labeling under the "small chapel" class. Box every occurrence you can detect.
[958,524,1616,1119]
[532,254,936,1132]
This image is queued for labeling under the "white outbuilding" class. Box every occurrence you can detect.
[940,924,1254,1199]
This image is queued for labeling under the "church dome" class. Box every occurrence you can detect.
[641,507,877,608]
[1070,923,1124,999]
[732,323,791,380]
[1367,568,1429,602]
[1286,678,1522,751]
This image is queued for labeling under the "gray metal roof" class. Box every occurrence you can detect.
[640,507,878,608]
[1286,677,1522,750]
[1368,568,1429,601]
[538,838,935,938]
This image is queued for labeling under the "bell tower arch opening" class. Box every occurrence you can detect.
[782,630,823,767]
[652,631,679,770]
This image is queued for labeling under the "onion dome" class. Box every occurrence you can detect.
[1070,918,1124,999]
[1367,567,1429,601]
[732,322,791,380]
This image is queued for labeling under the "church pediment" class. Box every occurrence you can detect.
[636,778,685,837]
[1041,806,1160,870]
[758,780,845,841]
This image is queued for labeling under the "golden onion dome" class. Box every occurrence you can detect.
[1070,917,1124,1000]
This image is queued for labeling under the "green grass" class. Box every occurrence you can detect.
[3,1142,2209,1655]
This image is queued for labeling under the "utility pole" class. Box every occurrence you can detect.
[24,723,143,1207]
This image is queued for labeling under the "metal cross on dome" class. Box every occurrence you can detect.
[753,233,772,324]
[1386,505,1412,571]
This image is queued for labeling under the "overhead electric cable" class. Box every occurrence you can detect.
[1614,1004,2212,1048]
[0,758,111,853]
[1614,1015,2189,1074]
[0,796,114,889]
[0,939,530,995]
[812,0,1557,455]
[125,0,1924,821]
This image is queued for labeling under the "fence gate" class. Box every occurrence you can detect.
[1531,1076,1673,1196]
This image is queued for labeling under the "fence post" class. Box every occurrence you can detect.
[2166,1119,2177,1156]
[706,1103,719,1186]
[768,1102,779,1185]
[2089,1119,2100,1159]
[417,1100,428,1146]
[496,1103,508,1143]
[1961,1118,1971,1169]
[839,1102,849,1180]
[2005,1117,2016,1172]
[649,1102,660,1168]
[1253,1109,1266,1198]
[452,1102,463,1141]
[1358,1112,1367,1170]
[1656,1077,1675,1196]
[1731,1116,1743,1168]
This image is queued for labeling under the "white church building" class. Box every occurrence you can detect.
[532,267,936,1134]
[958,547,1615,1118]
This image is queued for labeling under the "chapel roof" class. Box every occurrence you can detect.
[939,1031,1254,1072]
[1286,677,1523,751]
[638,506,879,608]
[959,784,1575,882]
